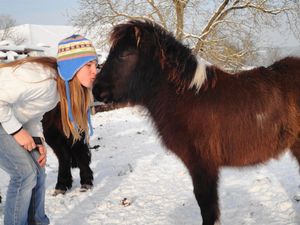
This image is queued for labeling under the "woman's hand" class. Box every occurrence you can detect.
[13,128,36,151]
[37,145,47,167]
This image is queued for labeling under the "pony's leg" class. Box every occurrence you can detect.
[71,139,93,189]
[290,138,300,171]
[54,145,73,192]
[186,159,220,225]
[289,139,300,199]
[44,129,73,193]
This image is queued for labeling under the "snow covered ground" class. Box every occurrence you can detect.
[1,106,300,225]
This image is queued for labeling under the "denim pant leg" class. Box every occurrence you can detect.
[0,125,49,225]
[28,150,49,225]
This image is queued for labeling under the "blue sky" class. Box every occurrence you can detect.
[0,0,79,25]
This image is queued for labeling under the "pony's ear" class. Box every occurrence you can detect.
[134,26,141,48]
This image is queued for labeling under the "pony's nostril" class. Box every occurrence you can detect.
[92,87,110,102]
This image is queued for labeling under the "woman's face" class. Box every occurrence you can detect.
[76,60,97,88]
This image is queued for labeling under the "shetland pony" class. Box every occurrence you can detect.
[42,104,93,194]
[92,19,300,225]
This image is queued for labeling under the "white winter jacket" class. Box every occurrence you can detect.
[0,62,59,137]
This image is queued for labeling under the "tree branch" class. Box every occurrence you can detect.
[147,0,167,28]
[193,0,230,52]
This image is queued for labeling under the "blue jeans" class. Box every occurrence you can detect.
[0,125,49,225]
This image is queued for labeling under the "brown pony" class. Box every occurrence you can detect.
[93,19,300,225]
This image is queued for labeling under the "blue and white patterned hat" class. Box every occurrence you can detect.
[57,34,97,136]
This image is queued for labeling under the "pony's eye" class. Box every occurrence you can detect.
[119,52,131,58]
[118,49,136,59]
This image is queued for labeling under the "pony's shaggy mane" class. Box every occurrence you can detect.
[109,19,208,93]
[109,20,300,96]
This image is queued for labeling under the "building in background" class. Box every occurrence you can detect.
[0,24,107,63]
[0,39,45,62]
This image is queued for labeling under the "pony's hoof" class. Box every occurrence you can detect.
[52,189,67,196]
[80,184,93,192]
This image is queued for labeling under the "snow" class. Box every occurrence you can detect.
[1,106,300,225]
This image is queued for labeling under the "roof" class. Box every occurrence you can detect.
[0,24,109,63]
[5,24,78,56]
[0,45,44,53]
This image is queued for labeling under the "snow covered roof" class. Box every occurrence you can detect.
[0,35,50,62]
[1,24,109,61]
[10,24,78,56]
[0,45,44,53]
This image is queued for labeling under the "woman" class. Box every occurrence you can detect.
[0,34,97,225]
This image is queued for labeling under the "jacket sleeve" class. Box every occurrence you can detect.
[23,116,44,138]
[0,65,58,136]
[0,100,23,134]
[0,67,27,134]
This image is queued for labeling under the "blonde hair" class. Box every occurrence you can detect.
[1,56,93,142]
[57,72,93,142]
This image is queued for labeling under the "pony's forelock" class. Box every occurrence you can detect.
[110,20,154,49]
[188,57,208,93]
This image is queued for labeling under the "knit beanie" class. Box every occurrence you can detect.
[57,34,98,136]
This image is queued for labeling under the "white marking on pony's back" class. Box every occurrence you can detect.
[189,56,208,93]
[256,113,268,129]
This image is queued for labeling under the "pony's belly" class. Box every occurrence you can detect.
[220,146,289,167]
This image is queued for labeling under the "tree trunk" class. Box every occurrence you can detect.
[173,0,188,40]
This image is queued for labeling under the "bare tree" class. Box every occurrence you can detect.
[0,14,26,45]
[0,14,16,41]
[72,0,300,70]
